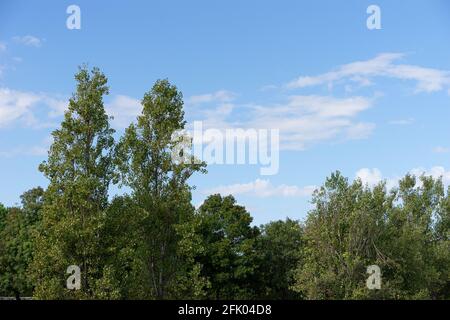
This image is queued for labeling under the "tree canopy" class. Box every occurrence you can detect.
[0,67,448,300]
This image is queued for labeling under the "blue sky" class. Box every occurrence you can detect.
[1,0,450,225]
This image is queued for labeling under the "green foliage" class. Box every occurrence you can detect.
[114,79,207,299]
[99,195,154,299]
[193,194,260,299]
[0,207,33,298]
[379,175,450,299]
[1,67,448,300]
[256,219,303,299]
[292,171,450,300]
[31,66,116,299]
[0,188,44,298]
[0,203,6,231]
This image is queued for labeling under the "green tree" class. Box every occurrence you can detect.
[435,185,450,298]
[31,66,116,299]
[0,208,32,298]
[194,194,260,299]
[380,174,450,299]
[0,187,44,299]
[256,219,303,299]
[20,187,44,225]
[115,79,206,299]
[0,203,6,230]
[293,171,395,299]
[292,171,450,300]
[98,195,149,299]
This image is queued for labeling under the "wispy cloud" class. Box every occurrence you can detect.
[410,166,450,184]
[0,136,52,158]
[205,166,450,200]
[187,93,375,151]
[355,168,395,189]
[250,95,376,150]
[13,35,43,47]
[0,42,6,77]
[0,88,67,128]
[3,53,447,154]
[187,90,236,105]
[356,166,450,189]
[0,87,145,130]
[187,54,450,151]
[433,146,450,154]
[259,84,278,92]
[204,179,316,198]
[389,118,415,125]
[286,53,450,94]
[106,95,142,128]
[0,88,42,127]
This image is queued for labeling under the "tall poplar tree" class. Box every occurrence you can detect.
[31,66,116,299]
[115,79,206,299]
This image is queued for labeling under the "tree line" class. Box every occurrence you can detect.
[0,67,449,300]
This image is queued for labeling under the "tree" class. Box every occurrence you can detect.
[0,203,6,231]
[292,171,450,300]
[98,195,149,299]
[115,79,206,299]
[293,172,396,299]
[380,174,450,299]
[0,207,32,298]
[31,66,116,299]
[20,187,44,225]
[0,188,44,299]
[194,194,260,299]
[435,185,450,298]
[256,219,303,299]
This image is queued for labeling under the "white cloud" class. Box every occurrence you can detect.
[0,89,143,130]
[0,90,144,129]
[0,88,67,128]
[187,90,236,105]
[433,146,450,154]
[0,145,47,158]
[0,42,7,76]
[204,179,316,198]
[389,118,415,125]
[356,168,385,187]
[239,96,374,150]
[252,95,375,150]
[190,95,375,151]
[287,53,450,94]
[6,52,446,155]
[285,95,371,118]
[345,122,376,140]
[259,84,278,92]
[356,166,450,190]
[45,97,68,118]
[106,95,142,128]
[13,35,42,47]
[410,166,450,184]
[0,88,41,127]
[0,136,52,158]
[182,54,450,152]
[287,53,403,88]
[0,90,142,129]
[205,167,450,200]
